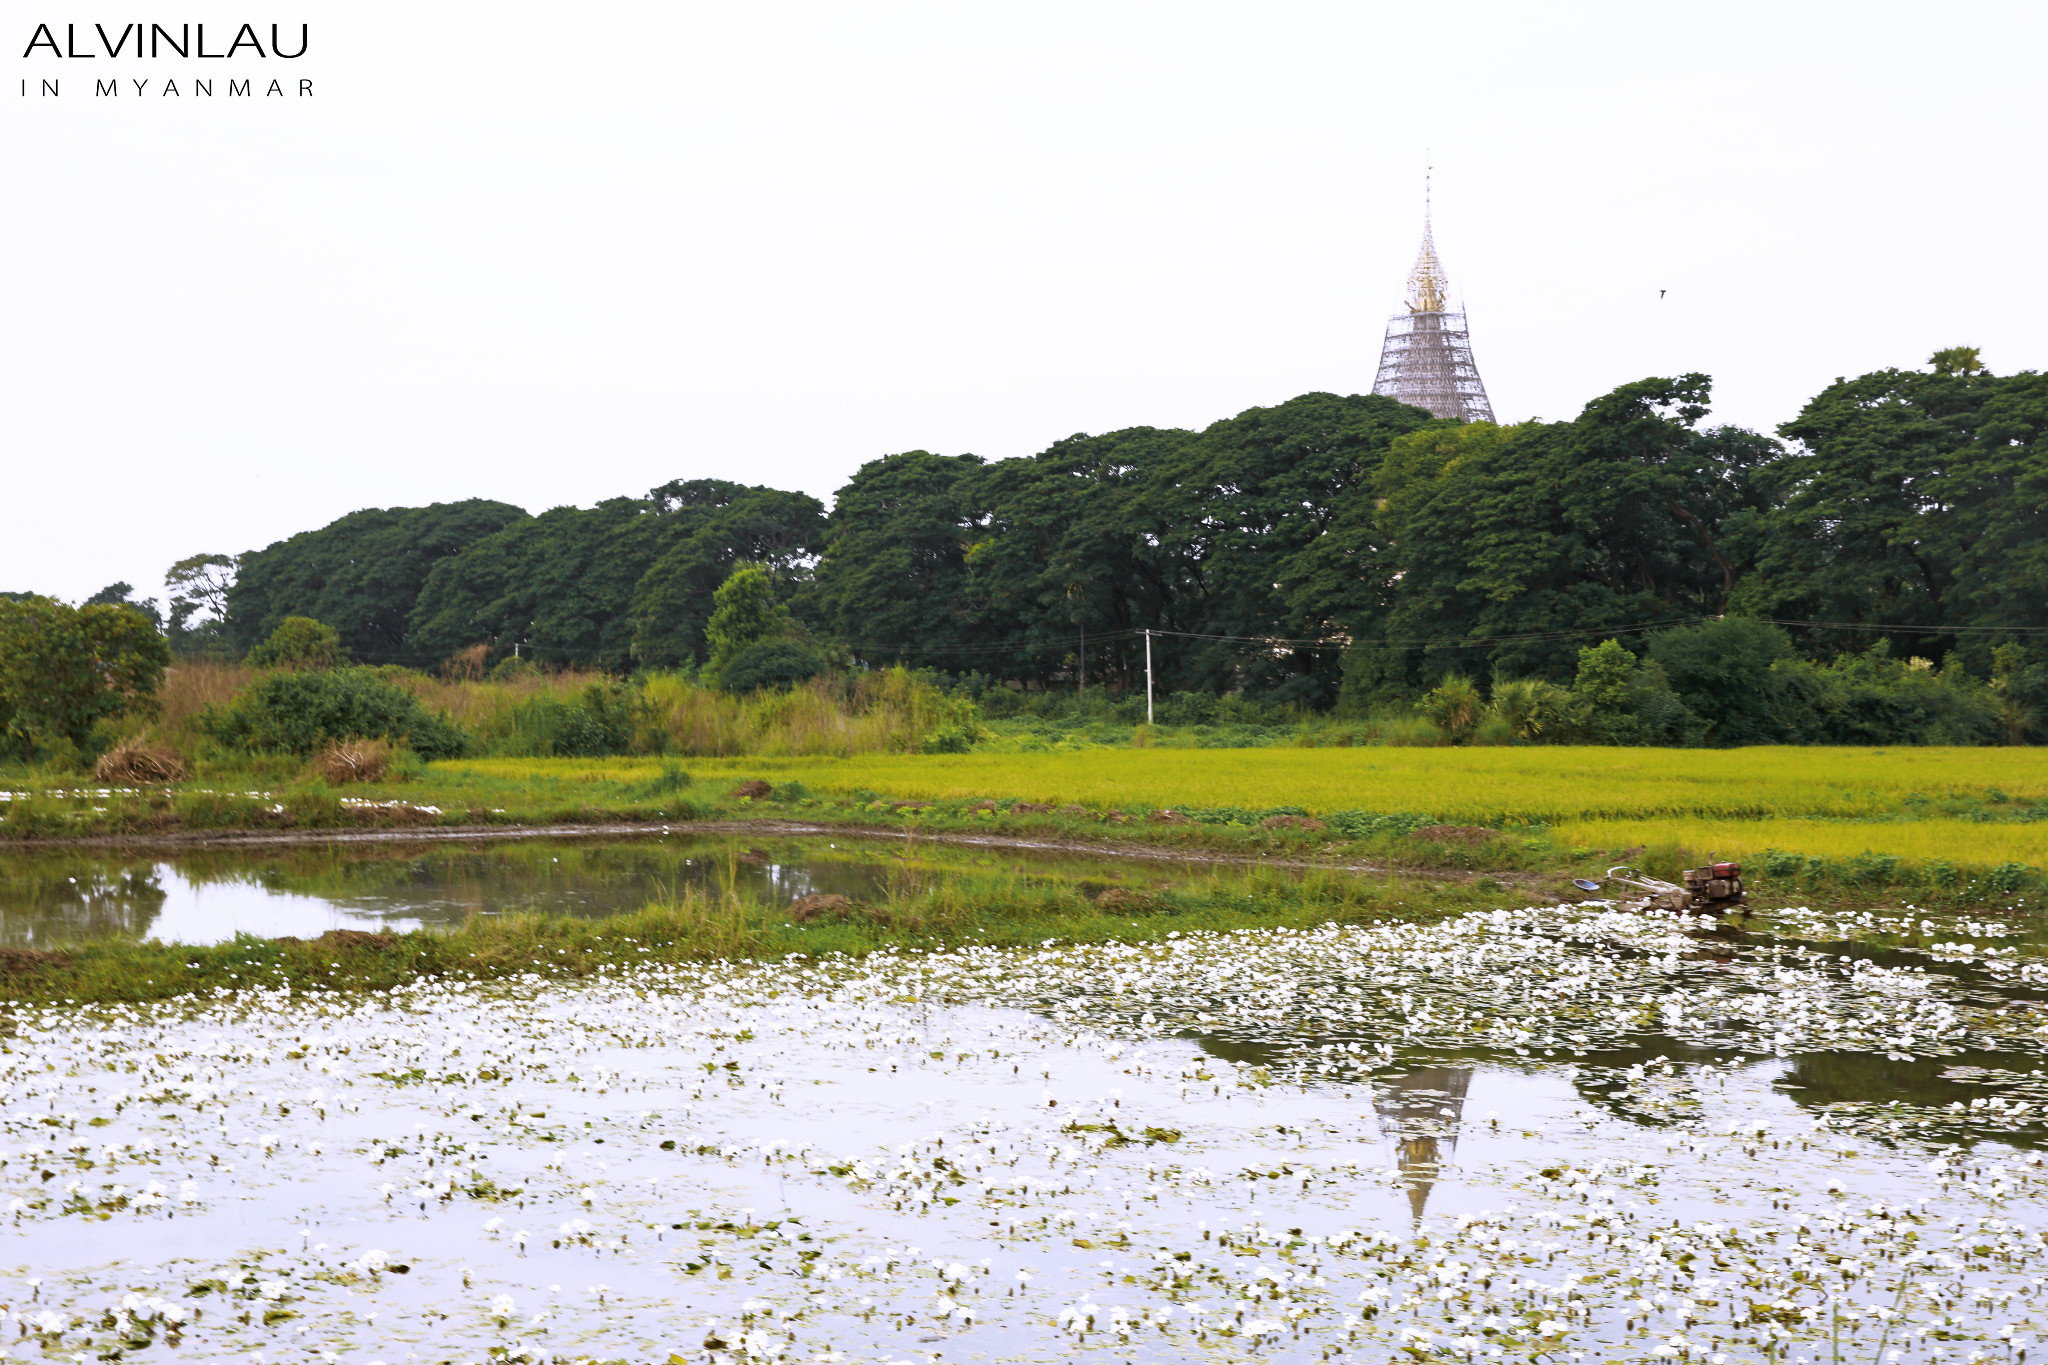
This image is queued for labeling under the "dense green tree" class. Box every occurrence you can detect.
[1150,392,1440,703]
[1937,368,2048,637]
[1729,349,2045,719]
[1336,376,1778,705]
[407,483,818,673]
[0,596,170,755]
[407,498,687,671]
[810,451,989,669]
[1734,350,1991,656]
[228,500,529,663]
[629,488,826,666]
[957,426,1189,689]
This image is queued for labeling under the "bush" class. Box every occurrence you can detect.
[1645,618,1800,745]
[176,790,269,829]
[0,595,170,757]
[1568,640,1701,746]
[1416,675,1483,744]
[246,616,347,670]
[1487,678,1571,741]
[719,640,826,694]
[205,667,469,759]
[921,724,976,754]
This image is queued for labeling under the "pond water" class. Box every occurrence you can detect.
[6,896,2048,1363]
[0,835,1206,948]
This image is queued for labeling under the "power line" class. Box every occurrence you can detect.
[312,612,2048,671]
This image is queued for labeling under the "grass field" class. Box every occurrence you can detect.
[445,745,2048,825]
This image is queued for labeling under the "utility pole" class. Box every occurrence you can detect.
[1078,621,1085,695]
[1144,629,1154,725]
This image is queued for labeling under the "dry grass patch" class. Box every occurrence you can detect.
[316,739,392,784]
[93,741,188,784]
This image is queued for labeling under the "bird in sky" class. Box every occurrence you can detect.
[1659,289,1666,299]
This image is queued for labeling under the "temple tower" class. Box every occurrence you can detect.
[1371,194,1495,422]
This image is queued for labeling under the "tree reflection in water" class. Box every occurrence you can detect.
[0,860,166,948]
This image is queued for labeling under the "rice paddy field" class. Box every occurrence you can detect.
[446,747,2048,825]
[439,746,2048,881]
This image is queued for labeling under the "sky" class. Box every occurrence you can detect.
[5,0,2044,608]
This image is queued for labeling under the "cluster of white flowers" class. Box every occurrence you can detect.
[3,900,2046,1361]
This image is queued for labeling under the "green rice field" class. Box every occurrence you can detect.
[448,745,2048,825]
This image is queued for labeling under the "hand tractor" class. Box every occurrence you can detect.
[1571,862,1745,915]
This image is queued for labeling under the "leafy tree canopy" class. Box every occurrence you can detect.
[83,582,162,629]
[810,450,989,669]
[228,500,529,664]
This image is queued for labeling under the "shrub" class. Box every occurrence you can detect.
[0,595,170,756]
[1324,809,1434,838]
[0,794,72,838]
[205,667,469,759]
[719,640,826,694]
[1488,678,1571,741]
[1416,675,1484,744]
[1843,851,1901,884]
[246,616,347,670]
[921,724,976,754]
[1986,862,2033,895]
[284,789,343,826]
[1470,715,1516,745]
[1569,640,1701,746]
[1378,715,1446,746]
[1645,618,1801,745]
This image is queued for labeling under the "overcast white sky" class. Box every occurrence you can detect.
[5,0,2043,606]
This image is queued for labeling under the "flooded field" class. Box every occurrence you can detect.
[7,896,2048,1363]
[0,836,1212,948]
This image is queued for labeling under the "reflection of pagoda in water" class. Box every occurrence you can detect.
[1372,1067,1473,1222]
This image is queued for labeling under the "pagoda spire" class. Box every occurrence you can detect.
[1372,176,1495,423]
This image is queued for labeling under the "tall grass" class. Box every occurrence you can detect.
[394,668,611,737]
[638,669,978,758]
[116,661,261,747]
[91,661,976,766]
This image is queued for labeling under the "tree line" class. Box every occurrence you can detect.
[15,346,2044,748]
